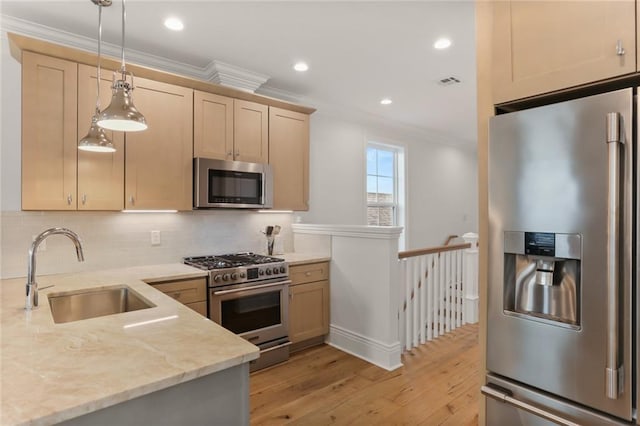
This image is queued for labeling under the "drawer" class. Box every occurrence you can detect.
[289,262,329,286]
[151,278,207,304]
[185,301,207,317]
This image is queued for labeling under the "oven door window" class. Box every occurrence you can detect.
[221,289,281,334]
[209,169,263,204]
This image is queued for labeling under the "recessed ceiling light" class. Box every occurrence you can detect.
[380,98,392,105]
[434,37,452,50]
[164,17,184,31]
[293,62,309,72]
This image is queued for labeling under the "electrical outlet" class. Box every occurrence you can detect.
[32,235,46,251]
[150,230,161,246]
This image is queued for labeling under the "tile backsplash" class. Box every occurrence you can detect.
[0,210,293,279]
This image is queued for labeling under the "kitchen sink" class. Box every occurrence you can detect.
[48,286,155,324]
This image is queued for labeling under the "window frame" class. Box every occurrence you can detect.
[366,144,400,227]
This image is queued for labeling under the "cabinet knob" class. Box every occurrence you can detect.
[67,194,73,205]
[235,150,240,157]
[81,194,87,205]
[173,292,181,299]
[227,151,233,158]
[616,40,625,56]
[305,271,312,277]
[129,196,135,205]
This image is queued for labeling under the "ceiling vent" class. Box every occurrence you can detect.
[438,76,461,86]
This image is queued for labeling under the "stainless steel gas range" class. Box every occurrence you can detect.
[184,252,290,372]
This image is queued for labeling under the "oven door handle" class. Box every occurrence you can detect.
[213,280,291,296]
[260,341,292,354]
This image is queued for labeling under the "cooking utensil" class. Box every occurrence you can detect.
[265,226,274,236]
[273,225,281,235]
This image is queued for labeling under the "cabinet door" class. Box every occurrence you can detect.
[492,1,635,104]
[22,52,77,210]
[125,78,193,210]
[234,99,268,163]
[193,91,234,160]
[269,107,309,211]
[289,280,329,343]
[77,65,125,210]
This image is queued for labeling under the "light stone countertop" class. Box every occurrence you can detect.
[0,264,259,426]
[278,252,331,266]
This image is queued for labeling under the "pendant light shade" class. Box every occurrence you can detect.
[97,0,147,132]
[79,0,116,152]
[79,116,116,152]
[97,76,147,131]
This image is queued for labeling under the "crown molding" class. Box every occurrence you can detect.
[206,60,270,93]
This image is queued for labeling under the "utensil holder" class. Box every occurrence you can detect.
[266,235,275,255]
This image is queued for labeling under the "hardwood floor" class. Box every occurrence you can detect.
[250,324,480,425]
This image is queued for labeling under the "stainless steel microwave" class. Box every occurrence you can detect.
[194,158,273,209]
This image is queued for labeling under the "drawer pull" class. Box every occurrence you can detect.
[172,292,181,299]
[305,272,312,277]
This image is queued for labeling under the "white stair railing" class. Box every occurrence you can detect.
[398,233,479,352]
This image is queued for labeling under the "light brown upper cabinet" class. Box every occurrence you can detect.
[269,107,310,211]
[234,99,268,163]
[194,94,268,164]
[193,91,234,160]
[492,1,636,104]
[22,52,78,210]
[124,78,193,210]
[77,65,125,210]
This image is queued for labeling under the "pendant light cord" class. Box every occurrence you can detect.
[120,0,126,74]
[96,4,103,116]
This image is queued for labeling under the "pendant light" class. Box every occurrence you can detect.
[78,0,116,153]
[97,0,147,132]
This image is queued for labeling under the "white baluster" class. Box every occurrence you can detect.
[420,257,424,343]
[433,254,440,339]
[426,254,433,341]
[439,253,445,335]
[405,258,412,350]
[445,251,451,332]
[399,259,406,351]
[413,257,422,347]
[457,249,463,327]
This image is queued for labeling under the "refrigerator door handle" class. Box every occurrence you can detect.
[605,111,623,400]
[481,385,581,426]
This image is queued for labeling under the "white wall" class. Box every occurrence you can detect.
[299,111,478,250]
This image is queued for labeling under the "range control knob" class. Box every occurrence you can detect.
[222,273,230,281]
[213,274,222,283]
[279,266,286,274]
[240,272,246,278]
[273,267,280,275]
[231,272,239,280]
[266,268,272,275]
[259,269,265,276]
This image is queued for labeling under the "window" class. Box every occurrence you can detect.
[366,143,404,228]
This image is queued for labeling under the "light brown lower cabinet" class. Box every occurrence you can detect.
[149,277,207,317]
[288,261,330,349]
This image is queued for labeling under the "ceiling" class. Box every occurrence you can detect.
[0,1,477,148]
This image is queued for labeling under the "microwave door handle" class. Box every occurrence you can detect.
[481,386,580,426]
[605,112,623,399]
[213,280,291,296]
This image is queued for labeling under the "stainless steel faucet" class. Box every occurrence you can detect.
[26,227,85,310]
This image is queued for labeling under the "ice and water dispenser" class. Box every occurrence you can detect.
[503,231,581,327]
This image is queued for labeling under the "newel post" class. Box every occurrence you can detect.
[462,232,479,324]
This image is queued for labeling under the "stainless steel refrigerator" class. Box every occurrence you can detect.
[485,89,636,425]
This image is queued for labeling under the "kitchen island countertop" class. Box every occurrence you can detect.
[0,264,259,426]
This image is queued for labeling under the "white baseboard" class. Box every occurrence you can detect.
[326,325,402,371]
